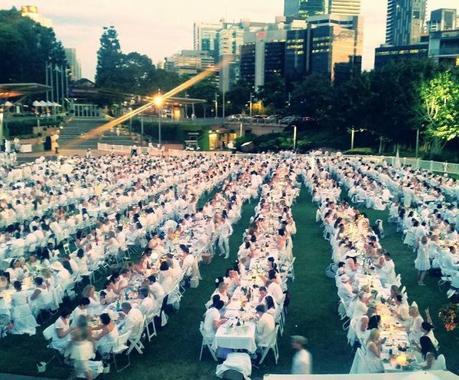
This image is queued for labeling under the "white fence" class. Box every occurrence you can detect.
[354,155,459,176]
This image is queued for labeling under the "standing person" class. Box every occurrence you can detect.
[415,236,430,286]
[218,215,233,259]
[291,335,312,374]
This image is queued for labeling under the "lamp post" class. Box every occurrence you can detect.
[249,93,253,118]
[350,128,355,150]
[0,108,4,143]
[415,128,420,159]
[154,94,163,146]
[140,113,144,146]
[292,125,297,150]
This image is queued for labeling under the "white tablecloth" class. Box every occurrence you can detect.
[213,322,257,353]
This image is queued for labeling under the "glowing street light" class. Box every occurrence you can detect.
[153,95,163,107]
[154,93,163,146]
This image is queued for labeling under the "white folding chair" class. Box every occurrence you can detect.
[111,331,131,372]
[199,321,218,362]
[258,325,280,365]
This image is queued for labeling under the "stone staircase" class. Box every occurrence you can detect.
[59,118,141,150]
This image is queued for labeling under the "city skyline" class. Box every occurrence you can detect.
[2,0,458,79]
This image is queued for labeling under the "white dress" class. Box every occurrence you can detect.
[10,290,39,335]
[414,245,431,271]
[364,343,384,373]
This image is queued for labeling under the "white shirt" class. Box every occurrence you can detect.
[267,282,284,305]
[256,313,275,347]
[291,349,312,374]
[123,307,144,340]
[203,307,220,340]
[149,282,165,302]
[140,296,156,315]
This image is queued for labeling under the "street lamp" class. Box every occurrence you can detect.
[154,94,164,146]
[292,125,297,150]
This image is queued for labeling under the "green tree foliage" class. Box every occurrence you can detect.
[95,26,181,104]
[226,80,253,115]
[258,74,288,113]
[0,7,66,83]
[420,71,459,142]
[289,74,333,123]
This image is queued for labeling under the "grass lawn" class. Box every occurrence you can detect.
[0,186,457,378]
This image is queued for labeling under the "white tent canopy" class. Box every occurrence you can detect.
[264,371,459,380]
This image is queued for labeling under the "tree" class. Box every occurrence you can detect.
[258,74,288,114]
[225,80,253,115]
[95,26,123,90]
[289,74,333,123]
[419,71,459,143]
[0,8,66,83]
[366,59,438,147]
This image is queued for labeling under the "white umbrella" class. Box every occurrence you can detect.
[4,101,13,107]
[38,101,47,107]
[32,100,40,107]
[46,101,53,107]
[53,102,62,107]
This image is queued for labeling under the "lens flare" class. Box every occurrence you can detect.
[65,57,230,148]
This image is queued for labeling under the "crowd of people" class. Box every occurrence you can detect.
[303,152,449,374]
[203,155,312,377]
[0,149,456,379]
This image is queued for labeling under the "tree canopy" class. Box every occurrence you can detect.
[0,7,66,83]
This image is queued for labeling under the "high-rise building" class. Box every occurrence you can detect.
[385,0,427,46]
[285,29,310,80]
[193,22,221,61]
[284,0,360,19]
[64,48,82,81]
[329,0,361,16]
[240,30,287,88]
[309,15,363,81]
[374,42,428,69]
[164,50,215,77]
[429,29,459,67]
[429,9,457,32]
[241,14,362,86]
[20,5,53,27]
[298,0,328,19]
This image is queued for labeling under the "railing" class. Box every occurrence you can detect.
[352,155,459,176]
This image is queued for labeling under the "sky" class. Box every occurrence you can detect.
[2,0,458,79]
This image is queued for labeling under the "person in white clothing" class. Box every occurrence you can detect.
[255,305,276,348]
[217,216,233,259]
[203,299,226,341]
[138,287,156,315]
[120,303,144,341]
[291,335,312,374]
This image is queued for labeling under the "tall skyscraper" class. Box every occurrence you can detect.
[64,48,82,81]
[284,0,360,19]
[193,22,222,61]
[385,0,427,46]
[429,9,457,32]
